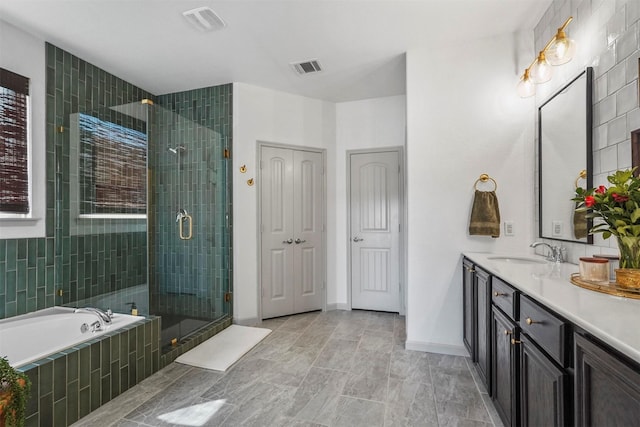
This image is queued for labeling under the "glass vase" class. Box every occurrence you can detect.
[616,236,640,289]
[617,236,640,269]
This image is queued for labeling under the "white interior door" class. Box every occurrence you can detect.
[350,150,401,312]
[261,145,324,319]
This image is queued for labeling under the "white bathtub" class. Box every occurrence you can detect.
[0,306,144,368]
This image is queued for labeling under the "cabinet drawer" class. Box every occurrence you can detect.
[492,277,517,320]
[519,295,569,367]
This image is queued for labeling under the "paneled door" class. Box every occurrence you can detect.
[260,145,324,319]
[350,150,401,312]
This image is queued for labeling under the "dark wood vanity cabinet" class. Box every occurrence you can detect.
[462,258,475,359]
[491,306,518,426]
[575,333,640,426]
[475,267,491,392]
[461,258,491,393]
[519,334,569,426]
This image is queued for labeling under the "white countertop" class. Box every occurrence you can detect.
[463,252,640,364]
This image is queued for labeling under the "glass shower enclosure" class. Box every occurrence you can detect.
[148,99,232,352]
[65,92,233,355]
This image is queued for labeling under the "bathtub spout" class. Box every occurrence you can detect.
[74,307,112,325]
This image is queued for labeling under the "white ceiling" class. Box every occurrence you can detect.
[0,0,552,102]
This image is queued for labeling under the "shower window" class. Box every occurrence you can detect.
[77,112,147,216]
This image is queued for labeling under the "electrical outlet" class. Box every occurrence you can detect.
[504,221,514,236]
[552,221,563,237]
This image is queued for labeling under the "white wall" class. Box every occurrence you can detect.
[405,32,536,354]
[232,82,336,324]
[334,96,407,308]
[0,20,46,238]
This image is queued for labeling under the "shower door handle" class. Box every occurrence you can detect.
[282,238,293,244]
[294,238,306,244]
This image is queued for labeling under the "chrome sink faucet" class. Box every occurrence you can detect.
[530,242,565,263]
[74,307,113,325]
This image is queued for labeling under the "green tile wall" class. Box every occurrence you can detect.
[0,44,154,320]
[20,316,160,427]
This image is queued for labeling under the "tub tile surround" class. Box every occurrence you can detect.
[19,316,160,426]
[71,310,504,427]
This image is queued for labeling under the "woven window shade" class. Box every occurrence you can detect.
[79,113,147,214]
[0,68,30,214]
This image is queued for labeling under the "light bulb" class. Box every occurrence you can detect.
[530,51,553,84]
[547,30,576,65]
[517,70,536,98]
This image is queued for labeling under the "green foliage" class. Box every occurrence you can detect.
[573,167,640,238]
[0,357,30,427]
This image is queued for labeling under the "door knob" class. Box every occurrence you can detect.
[283,238,293,244]
[352,237,364,242]
[294,238,306,244]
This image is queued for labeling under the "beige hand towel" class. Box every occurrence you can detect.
[573,202,588,239]
[469,190,501,238]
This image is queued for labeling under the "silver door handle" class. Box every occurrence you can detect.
[352,237,364,242]
[295,238,306,244]
[283,238,293,244]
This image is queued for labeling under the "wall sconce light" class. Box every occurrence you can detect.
[518,16,576,98]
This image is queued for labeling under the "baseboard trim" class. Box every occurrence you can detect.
[326,303,350,311]
[404,340,469,357]
[233,316,260,327]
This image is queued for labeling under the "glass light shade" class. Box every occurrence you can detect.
[530,52,553,84]
[517,71,536,98]
[546,31,576,65]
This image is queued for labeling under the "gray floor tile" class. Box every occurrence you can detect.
[332,396,386,427]
[73,310,499,427]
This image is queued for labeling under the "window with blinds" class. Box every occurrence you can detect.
[78,113,147,215]
[0,68,30,214]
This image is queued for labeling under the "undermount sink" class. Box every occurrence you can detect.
[487,256,547,265]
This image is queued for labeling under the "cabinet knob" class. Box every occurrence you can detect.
[525,317,539,325]
[494,291,507,297]
[511,338,521,345]
[504,330,512,336]
[466,267,476,272]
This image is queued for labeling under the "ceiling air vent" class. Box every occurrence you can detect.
[290,59,323,75]
[182,7,226,32]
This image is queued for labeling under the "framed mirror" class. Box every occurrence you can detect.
[538,67,593,243]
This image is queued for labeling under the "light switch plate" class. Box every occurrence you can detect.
[552,220,563,237]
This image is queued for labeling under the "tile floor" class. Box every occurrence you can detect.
[72,310,503,427]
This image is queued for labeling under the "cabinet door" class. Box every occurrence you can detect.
[491,307,518,427]
[575,334,640,426]
[462,258,475,360]
[520,336,568,427]
[475,267,491,393]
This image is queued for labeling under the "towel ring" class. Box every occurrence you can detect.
[574,169,587,188]
[474,173,497,191]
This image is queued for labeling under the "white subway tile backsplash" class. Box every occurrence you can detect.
[624,52,639,83]
[597,44,618,75]
[607,115,627,144]
[600,144,619,171]
[617,22,639,59]
[628,0,640,27]
[597,94,617,124]
[617,81,638,115]
[607,5,627,44]
[617,139,632,168]
[595,123,609,149]
[536,0,638,257]
[607,61,626,93]
[628,107,640,131]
